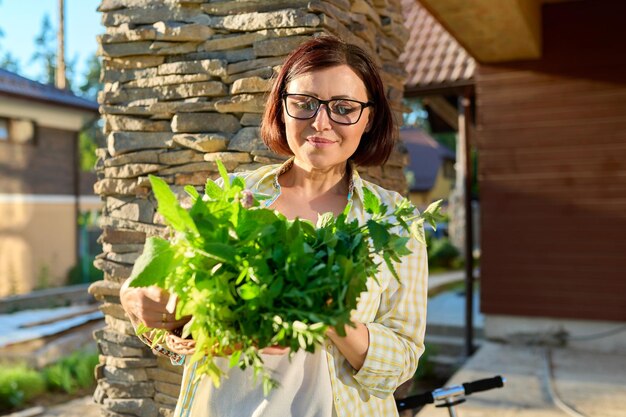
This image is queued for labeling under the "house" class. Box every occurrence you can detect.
[414,0,626,352]
[0,69,99,296]
[401,127,455,208]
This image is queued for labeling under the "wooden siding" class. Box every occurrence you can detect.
[477,0,626,321]
[0,126,77,195]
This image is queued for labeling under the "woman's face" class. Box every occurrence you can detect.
[282,64,372,172]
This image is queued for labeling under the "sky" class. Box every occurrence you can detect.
[0,0,102,85]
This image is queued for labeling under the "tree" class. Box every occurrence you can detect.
[0,1,22,74]
[0,51,20,73]
[78,52,102,101]
[31,14,57,85]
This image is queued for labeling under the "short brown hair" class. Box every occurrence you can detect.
[260,35,396,166]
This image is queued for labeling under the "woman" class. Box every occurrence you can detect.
[120,35,428,417]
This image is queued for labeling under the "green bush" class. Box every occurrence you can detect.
[428,238,461,269]
[43,351,99,394]
[0,365,46,412]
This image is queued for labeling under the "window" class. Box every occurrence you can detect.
[0,119,8,141]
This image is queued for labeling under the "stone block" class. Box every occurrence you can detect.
[159,161,236,175]
[100,227,147,245]
[102,242,145,254]
[240,113,262,126]
[211,9,321,31]
[104,163,163,179]
[214,94,266,113]
[94,258,133,281]
[102,6,198,26]
[104,55,166,70]
[105,251,141,265]
[226,56,285,75]
[107,132,174,156]
[157,59,227,77]
[174,171,216,186]
[158,407,175,417]
[253,35,310,57]
[105,315,137,336]
[100,41,153,57]
[231,76,272,94]
[201,0,310,15]
[150,41,200,56]
[88,280,122,299]
[153,21,214,41]
[105,356,158,369]
[105,150,163,167]
[100,24,157,43]
[171,113,240,134]
[95,178,138,196]
[106,115,171,133]
[104,366,150,383]
[227,127,267,152]
[98,328,148,349]
[146,368,184,385]
[99,379,155,399]
[154,392,178,407]
[98,340,147,358]
[172,133,229,153]
[98,301,129,320]
[125,73,212,89]
[203,152,252,164]
[104,398,158,417]
[155,381,181,398]
[158,149,205,165]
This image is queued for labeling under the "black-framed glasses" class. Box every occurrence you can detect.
[282,93,373,125]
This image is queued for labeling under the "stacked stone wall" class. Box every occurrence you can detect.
[90,1,409,416]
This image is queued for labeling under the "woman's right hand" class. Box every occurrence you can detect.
[120,279,189,331]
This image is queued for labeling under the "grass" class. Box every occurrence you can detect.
[0,350,99,413]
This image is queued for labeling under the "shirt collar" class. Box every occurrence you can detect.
[258,157,364,206]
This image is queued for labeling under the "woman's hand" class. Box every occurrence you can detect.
[120,279,189,331]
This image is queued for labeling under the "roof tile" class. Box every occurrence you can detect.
[400,0,476,92]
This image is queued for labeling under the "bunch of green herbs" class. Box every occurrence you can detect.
[129,161,442,394]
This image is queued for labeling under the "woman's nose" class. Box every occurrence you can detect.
[311,104,332,131]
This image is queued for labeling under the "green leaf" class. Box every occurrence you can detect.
[238,283,260,300]
[362,187,381,215]
[185,185,200,201]
[205,179,223,200]
[128,236,176,288]
[216,160,230,190]
[422,199,445,230]
[149,175,198,235]
[199,242,237,264]
[410,219,427,245]
[229,349,242,368]
[366,219,390,251]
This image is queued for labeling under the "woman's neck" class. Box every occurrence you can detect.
[279,159,350,198]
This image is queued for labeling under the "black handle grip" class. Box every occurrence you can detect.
[462,375,505,395]
[395,391,434,411]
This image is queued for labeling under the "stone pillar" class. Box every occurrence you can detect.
[89,1,409,416]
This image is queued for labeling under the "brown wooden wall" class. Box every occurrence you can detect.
[477,0,626,321]
[0,126,77,195]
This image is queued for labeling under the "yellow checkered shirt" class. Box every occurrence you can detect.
[171,159,428,417]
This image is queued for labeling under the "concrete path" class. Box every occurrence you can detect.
[416,341,626,417]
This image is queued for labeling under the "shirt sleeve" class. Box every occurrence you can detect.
[352,231,428,398]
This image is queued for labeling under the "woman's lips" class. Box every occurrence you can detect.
[307,136,336,148]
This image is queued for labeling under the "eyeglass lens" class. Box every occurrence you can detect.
[284,94,365,125]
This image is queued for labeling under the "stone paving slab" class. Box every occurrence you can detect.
[416,342,626,417]
[41,396,100,417]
